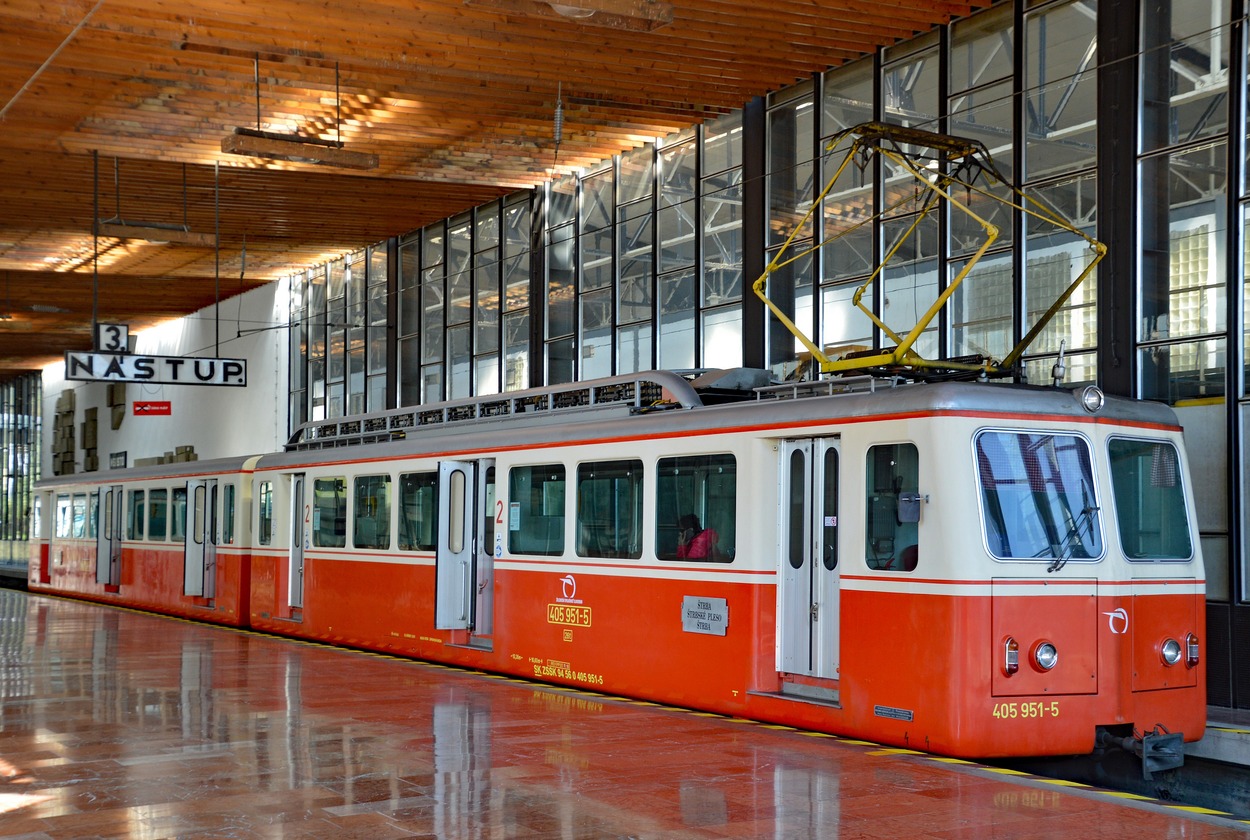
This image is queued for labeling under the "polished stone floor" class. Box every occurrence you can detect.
[0,588,1245,839]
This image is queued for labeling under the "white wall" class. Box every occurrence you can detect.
[40,280,290,475]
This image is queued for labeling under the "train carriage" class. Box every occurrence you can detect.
[29,455,257,626]
[29,369,1206,768]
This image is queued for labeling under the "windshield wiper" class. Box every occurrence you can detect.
[1047,480,1100,574]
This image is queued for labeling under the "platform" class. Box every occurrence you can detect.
[1191,707,1250,766]
[0,589,1247,839]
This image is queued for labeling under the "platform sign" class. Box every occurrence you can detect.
[95,323,129,354]
[134,401,172,416]
[65,352,247,387]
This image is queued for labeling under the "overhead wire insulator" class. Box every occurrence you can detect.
[554,81,564,166]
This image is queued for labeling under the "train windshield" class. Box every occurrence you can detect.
[1107,438,1193,560]
[975,431,1103,564]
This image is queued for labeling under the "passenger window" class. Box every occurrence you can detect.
[1108,438,1192,560]
[975,431,1102,562]
[577,459,642,559]
[148,489,168,541]
[399,472,438,551]
[88,493,99,539]
[865,443,920,571]
[222,484,236,545]
[55,495,71,539]
[257,482,273,546]
[313,477,347,548]
[71,494,87,539]
[128,490,145,540]
[656,454,736,562]
[171,487,187,543]
[508,465,566,556]
[353,474,392,549]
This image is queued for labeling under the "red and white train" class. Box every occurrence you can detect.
[28,369,1206,767]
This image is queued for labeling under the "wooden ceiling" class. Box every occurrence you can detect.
[0,0,988,377]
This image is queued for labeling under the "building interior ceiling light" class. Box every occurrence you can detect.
[221,128,380,170]
[462,0,673,31]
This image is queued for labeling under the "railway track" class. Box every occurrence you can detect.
[998,750,1250,820]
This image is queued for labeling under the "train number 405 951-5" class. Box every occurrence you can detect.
[992,701,1060,719]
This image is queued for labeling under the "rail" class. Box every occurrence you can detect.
[284,370,703,451]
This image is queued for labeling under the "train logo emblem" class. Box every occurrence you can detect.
[560,575,577,600]
[1103,607,1128,634]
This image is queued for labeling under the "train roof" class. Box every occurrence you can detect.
[258,370,1181,470]
[35,453,259,489]
[35,371,1183,486]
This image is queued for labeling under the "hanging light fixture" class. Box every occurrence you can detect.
[462,0,673,31]
[222,59,378,170]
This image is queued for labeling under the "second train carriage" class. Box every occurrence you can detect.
[28,369,1206,765]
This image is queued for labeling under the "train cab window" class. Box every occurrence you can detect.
[975,431,1102,562]
[257,482,274,546]
[127,490,145,540]
[399,472,438,551]
[508,465,566,556]
[354,474,392,549]
[32,495,42,540]
[865,444,920,570]
[313,477,347,548]
[54,495,71,539]
[222,484,236,545]
[148,489,168,541]
[655,454,736,562]
[576,460,642,559]
[1108,439,1193,560]
[171,487,187,543]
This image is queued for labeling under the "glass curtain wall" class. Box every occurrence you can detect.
[766,83,816,376]
[948,6,1016,364]
[657,128,699,370]
[1243,3,1250,603]
[397,198,533,402]
[0,374,39,570]
[288,243,389,424]
[820,58,877,360]
[618,145,656,373]
[701,110,745,368]
[1021,0,1100,385]
[880,32,942,361]
[1137,0,1232,598]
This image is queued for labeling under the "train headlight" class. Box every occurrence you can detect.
[1160,637,1182,667]
[1077,385,1105,413]
[1032,641,1058,671]
[1185,633,1200,668]
[1003,637,1019,676]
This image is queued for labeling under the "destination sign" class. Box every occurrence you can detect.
[681,595,729,636]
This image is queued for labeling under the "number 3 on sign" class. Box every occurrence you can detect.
[96,323,129,354]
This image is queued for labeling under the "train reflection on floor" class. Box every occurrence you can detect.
[0,589,1242,839]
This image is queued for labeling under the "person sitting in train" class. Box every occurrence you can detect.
[676,514,718,559]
